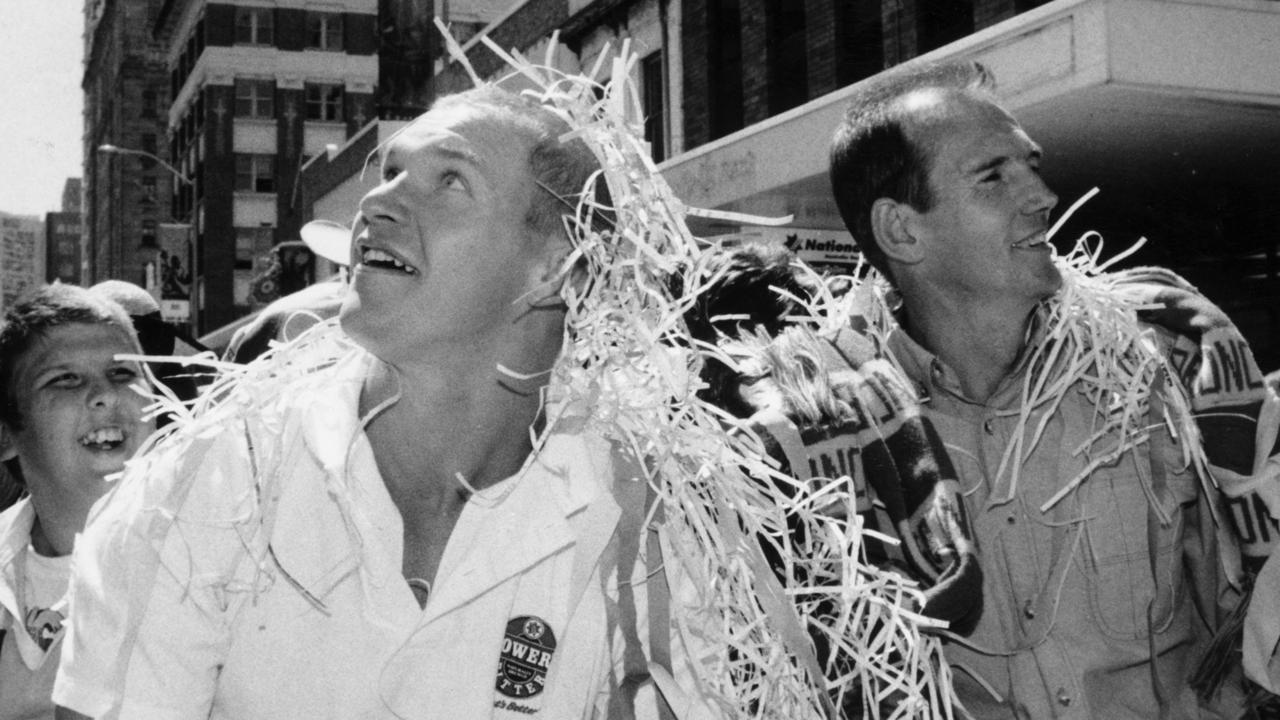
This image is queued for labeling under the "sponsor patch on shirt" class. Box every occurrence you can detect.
[495,615,556,700]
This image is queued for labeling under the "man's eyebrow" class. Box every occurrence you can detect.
[968,146,1043,174]
[427,144,482,167]
[968,155,1008,175]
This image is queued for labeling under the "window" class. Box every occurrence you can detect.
[234,229,259,270]
[141,219,158,248]
[142,90,157,119]
[235,7,274,45]
[307,12,344,51]
[140,134,158,170]
[140,176,158,204]
[835,0,882,86]
[641,52,666,162]
[235,78,275,118]
[305,83,344,122]
[918,1,973,55]
[707,0,744,139]
[766,0,808,113]
[235,154,276,193]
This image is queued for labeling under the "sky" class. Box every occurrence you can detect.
[0,1,86,218]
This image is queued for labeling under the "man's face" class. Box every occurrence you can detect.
[1,323,151,517]
[340,103,556,362]
[903,91,1061,305]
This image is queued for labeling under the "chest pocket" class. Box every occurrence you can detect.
[1078,428,1199,641]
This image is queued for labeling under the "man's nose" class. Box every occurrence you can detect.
[359,181,405,226]
[1023,170,1058,216]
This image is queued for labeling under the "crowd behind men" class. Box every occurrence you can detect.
[0,58,1275,719]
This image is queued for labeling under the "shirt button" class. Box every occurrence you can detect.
[1057,688,1071,706]
[983,419,995,434]
[1023,599,1036,619]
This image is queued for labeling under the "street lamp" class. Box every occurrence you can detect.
[97,144,194,186]
[97,143,198,331]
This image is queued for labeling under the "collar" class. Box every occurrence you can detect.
[423,423,617,623]
[885,304,1051,408]
[266,363,621,620]
[0,498,34,619]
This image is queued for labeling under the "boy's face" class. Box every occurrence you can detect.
[0,323,151,514]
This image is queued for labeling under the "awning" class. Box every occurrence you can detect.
[659,0,1280,236]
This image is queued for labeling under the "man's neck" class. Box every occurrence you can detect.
[359,332,560,514]
[898,287,1038,403]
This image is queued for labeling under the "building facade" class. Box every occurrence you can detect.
[0,213,46,311]
[82,0,176,295]
[150,0,378,333]
[46,179,85,285]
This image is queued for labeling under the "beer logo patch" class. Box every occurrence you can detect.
[496,615,557,699]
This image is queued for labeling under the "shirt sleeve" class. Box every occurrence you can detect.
[54,426,264,719]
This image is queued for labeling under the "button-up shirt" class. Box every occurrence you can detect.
[887,322,1243,719]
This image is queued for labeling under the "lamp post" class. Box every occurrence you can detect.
[96,144,198,333]
[97,144,193,186]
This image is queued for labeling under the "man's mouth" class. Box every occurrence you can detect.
[79,426,126,451]
[359,247,418,275]
[1011,231,1050,249]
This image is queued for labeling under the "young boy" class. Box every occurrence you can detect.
[0,284,152,718]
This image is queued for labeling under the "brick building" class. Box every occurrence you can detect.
[0,213,46,311]
[82,0,175,296]
[150,0,379,333]
[46,178,85,285]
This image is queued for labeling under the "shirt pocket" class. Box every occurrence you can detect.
[1080,447,1196,641]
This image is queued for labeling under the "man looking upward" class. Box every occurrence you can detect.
[829,62,1279,718]
[55,87,708,719]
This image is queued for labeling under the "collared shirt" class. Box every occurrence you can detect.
[887,321,1241,719]
[55,350,696,719]
[0,498,69,720]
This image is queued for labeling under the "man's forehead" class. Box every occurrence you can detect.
[382,104,531,164]
[901,89,1034,161]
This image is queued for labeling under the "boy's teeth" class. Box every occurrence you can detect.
[80,427,124,446]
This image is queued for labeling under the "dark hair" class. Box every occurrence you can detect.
[0,283,139,430]
[681,243,812,416]
[429,87,608,240]
[683,243,809,344]
[829,61,995,280]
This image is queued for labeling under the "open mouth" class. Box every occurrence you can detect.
[359,247,418,275]
[1011,231,1050,249]
[79,426,126,451]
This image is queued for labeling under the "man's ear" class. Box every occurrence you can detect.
[0,423,17,463]
[525,235,580,308]
[869,198,925,266]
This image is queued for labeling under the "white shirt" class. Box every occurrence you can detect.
[0,498,70,720]
[56,350,701,719]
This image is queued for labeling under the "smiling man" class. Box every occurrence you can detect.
[53,88,707,719]
[829,63,1279,717]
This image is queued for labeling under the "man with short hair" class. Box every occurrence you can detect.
[54,87,707,719]
[829,62,1279,717]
